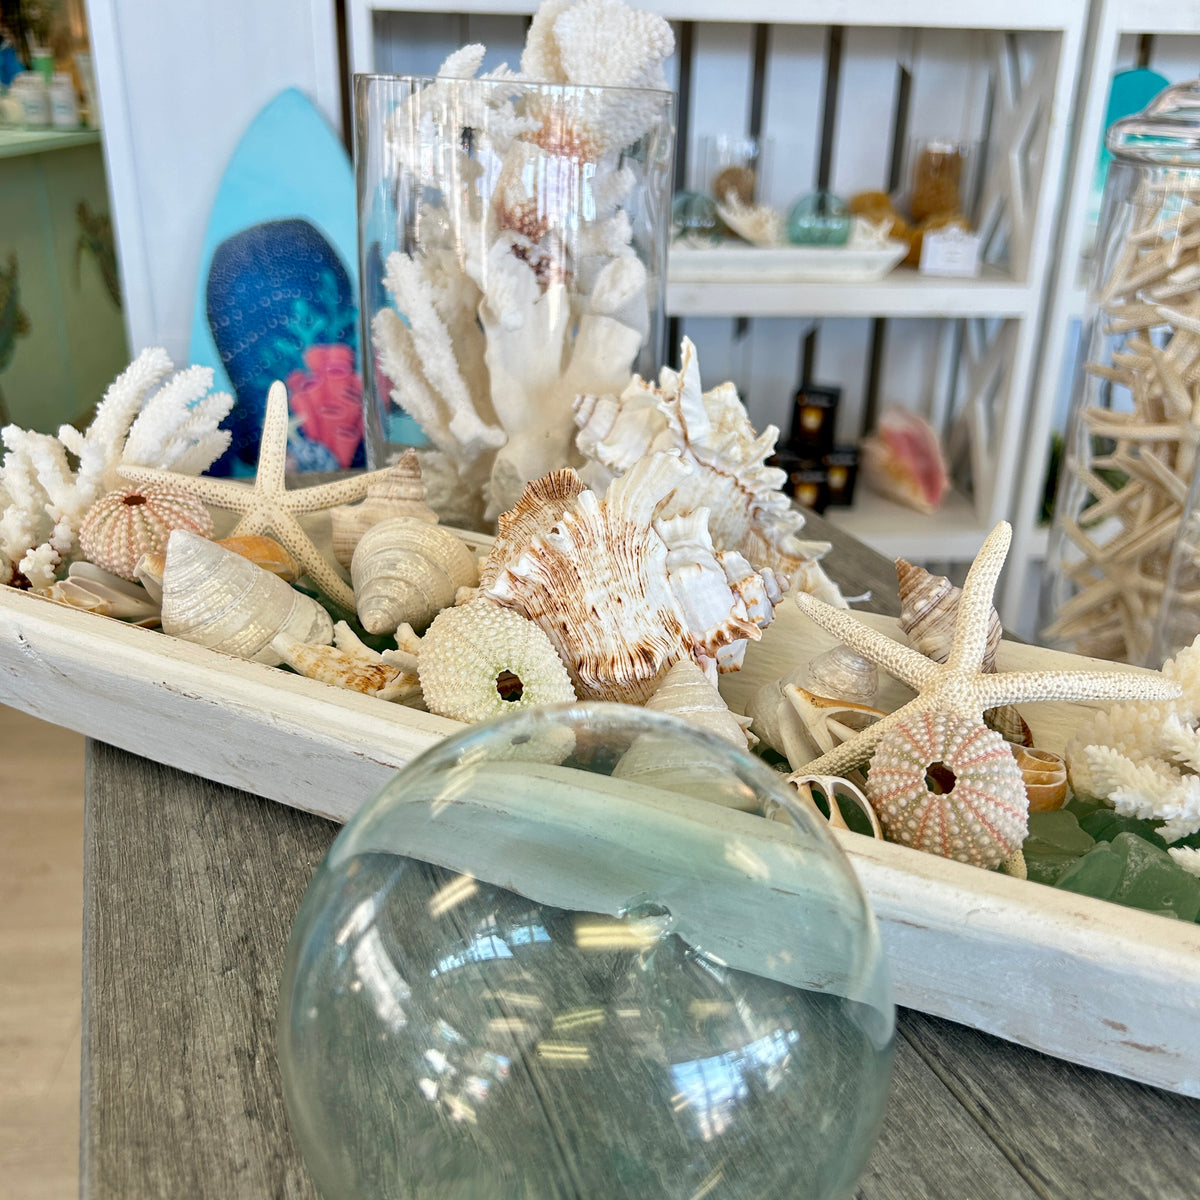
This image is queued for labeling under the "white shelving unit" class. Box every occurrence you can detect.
[348,0,1088,622]
[1002,0,1200,632]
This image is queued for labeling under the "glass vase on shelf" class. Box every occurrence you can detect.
[1040,80,1200,668]
[354,74,674,529]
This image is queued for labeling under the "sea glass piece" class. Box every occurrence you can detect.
[279,702,894,1199]
[1056,832,1200,921]
[786,191,851,246]
[1077,806,1169,850]
[1022,810,1095,886]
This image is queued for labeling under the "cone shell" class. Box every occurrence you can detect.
[330,449,437,568]
[865,709,1028,869]
[78,483,214,580]
[897,558,1002,670]
[351,517,479,635]
[216,535,299,582]
[160,529,333,665]
[1015,747,1068,813]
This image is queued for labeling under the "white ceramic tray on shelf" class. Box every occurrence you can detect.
[1,583,1198,1096]
[669,240,908,283]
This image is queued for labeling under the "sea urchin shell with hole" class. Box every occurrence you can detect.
[78,483,214,580]
[865,709,1028,869]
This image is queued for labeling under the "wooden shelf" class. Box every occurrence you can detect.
[667,264,1032,319]
[0,128,100,160]
[822,487,988,562]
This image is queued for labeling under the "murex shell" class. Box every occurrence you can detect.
[330,449,437,569]
[865,709,1028,869]
[78,482,214,580]
[351,517,479,635]
[483,454,783,705]
[160,529,332,665]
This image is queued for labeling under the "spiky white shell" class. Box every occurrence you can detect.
[78,483,214,580]
[417,598,575,723]
[351,517,479,635]
[160,529,333,666]
[330,449,437,568]
[865,709,1028,869]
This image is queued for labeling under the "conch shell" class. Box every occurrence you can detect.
[897,557,1031,745]
[159,529,333,665]
[574,336,843,600]
[351,517,479,635]
[484,454,783,704]
[613,657,759,810]
[861,408,949,515]
[329,449,437,568]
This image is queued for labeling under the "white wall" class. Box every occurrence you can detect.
[84,0,342,364]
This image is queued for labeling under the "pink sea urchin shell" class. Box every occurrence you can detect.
[78,483,214,580]
[865,709,1028,869]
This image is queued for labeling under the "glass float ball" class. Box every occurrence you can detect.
[786,191,852,246]
[279,701,894,1200]
[671,189,724,243]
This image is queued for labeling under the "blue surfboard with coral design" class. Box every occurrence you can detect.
[188,88,364,475]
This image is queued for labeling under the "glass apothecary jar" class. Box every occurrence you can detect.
[1040,81,1200,667]
[354,74,674,526]
[279,702,894,1200]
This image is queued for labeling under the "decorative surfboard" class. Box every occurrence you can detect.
[188,88,365,475]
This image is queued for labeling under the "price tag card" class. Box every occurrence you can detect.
[919,227,983,277]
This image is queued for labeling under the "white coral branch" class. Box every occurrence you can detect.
[1169,847,1200,877]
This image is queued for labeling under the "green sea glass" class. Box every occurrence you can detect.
[1077,806,1169,850]
[1022,810,1095,886]
[1055,832,1200,921]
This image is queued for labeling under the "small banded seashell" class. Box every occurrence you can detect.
[351,517,479,635]
[216,535,299,582]
[270,632,418,702]
[160,529,332,665]
[613,658,758,810]
[330,449,437,568]
[805,643,878,705]
[42,561,160,626]
[78,482,213,580]
[897,558,1002,670]
[865,709,1028,869]
[416,598,575,725]
[1015,747,1068,813]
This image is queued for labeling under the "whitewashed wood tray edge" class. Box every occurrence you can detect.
[2,584,1198,1095]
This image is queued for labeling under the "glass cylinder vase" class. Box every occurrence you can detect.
[355,74,675,527]
[1040,81,1200,667]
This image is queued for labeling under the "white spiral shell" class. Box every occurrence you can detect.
[351,517,479,635]
[865,709,1028,869]
[329,449,438,568]
[159,529,333,665]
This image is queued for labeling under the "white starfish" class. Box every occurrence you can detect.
[789,521,1182,779]
[118,381,392,609]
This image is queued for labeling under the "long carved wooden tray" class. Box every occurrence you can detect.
[2,583,1198,1095]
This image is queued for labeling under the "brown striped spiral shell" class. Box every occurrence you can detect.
[865,709,1028,869]
[78,483,213,580]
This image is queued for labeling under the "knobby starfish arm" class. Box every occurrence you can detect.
[254,382,292,490]
[947,521,1011,671]
[976,668,1181,708]
[792,593,939,688]
[786,702,915,780]
[118,463,252,506]
[268,509,357,610]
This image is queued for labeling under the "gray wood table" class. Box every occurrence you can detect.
[80,511,1200,1199]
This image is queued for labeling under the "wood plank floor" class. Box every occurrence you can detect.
[0,704,85,1200]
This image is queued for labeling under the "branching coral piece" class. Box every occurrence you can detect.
[0,348,232,588]
[1066,635,1200,842]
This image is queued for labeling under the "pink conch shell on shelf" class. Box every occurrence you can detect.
[329,449,438,569]
[861,408,949,515]
[286,344,364,470]
[574,336,845,602]
[1015,747,1069,813]
[864,708,1028,869]
[78,482,214,580]
[484,453,783,704]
